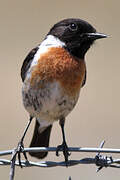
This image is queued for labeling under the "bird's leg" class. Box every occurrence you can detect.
[56,117,70,165]
[11,116,33,167]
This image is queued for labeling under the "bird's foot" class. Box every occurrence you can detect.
[11,141,28,168]
[56,141,71,166]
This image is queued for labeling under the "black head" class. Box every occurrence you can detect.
[48,18,107,59]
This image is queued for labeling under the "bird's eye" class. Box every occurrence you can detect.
[69,23,78,31]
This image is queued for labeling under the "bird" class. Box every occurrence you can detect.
[20,18,107,164]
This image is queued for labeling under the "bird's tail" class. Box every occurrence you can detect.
[29,120,52,159]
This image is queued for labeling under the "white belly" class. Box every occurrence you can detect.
[22,80,80,123]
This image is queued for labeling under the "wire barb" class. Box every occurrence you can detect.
[95,140,106,172]
[95,141,115,172]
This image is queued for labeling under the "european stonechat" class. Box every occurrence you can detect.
[19,18,107,164]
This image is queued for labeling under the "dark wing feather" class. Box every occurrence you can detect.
[21,47,39,82]
[81,69,87,87]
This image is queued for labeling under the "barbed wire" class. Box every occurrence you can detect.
[1,141,120,180]
[1,156,120,168]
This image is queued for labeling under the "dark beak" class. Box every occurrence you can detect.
[86,32,107,40]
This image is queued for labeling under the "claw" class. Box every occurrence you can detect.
[57,118,71,166]
[11,141,28,168]
[56,142,70,165]
[18,142,28,167]
[56,145,62,157]
[11,117,33,168]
